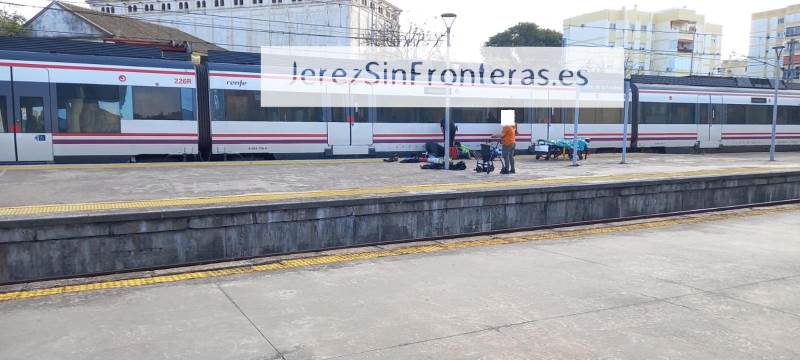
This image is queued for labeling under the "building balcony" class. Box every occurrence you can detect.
[670,20,697,34]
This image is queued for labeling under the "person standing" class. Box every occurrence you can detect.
[500,123,516,174]
[440,117,458,148]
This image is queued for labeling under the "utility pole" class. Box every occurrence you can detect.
[441,13,456,170]
[770,45,785,162]
[621,61,631,164]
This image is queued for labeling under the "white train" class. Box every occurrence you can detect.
[1,39,799,163]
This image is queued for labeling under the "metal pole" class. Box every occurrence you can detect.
[444,28,451,170]
[771,54,781,162]
[571,88,580,167]
[621,80,630,164]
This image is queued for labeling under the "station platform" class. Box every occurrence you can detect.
[1,152,800,219]
[1,205,799,359]
[1,152,800,284]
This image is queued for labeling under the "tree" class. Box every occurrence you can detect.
[485,22,562,47]
[0,9,27,37]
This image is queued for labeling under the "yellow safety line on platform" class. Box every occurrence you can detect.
[0,158,383,171]
[1,166,797,218]
[1,204,797,303]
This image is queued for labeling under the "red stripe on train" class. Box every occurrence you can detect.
[53,140,197,144]
[0,62,195,76]
[53,133,198,137]
[212,133,327,138]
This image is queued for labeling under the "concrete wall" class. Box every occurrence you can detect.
[2,171,800,284]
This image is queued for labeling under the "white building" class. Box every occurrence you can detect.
[86,0,402,52]
[564,7,722,76]
[747,4,800,78]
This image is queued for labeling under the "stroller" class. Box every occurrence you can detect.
[475,141,503,174]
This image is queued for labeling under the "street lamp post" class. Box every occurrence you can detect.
[771,45,785,162]
[441,13,456,170]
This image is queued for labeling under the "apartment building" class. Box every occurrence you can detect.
[747,4,800,78]
[564,7,722,76]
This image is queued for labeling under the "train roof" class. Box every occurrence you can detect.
[0,37,191,62]
[207,50,260,66]
[631,74,800,91]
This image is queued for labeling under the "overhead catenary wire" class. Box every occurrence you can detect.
[0,1,442,46]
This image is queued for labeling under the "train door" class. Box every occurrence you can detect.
[327,105,372,155]
[11,67,53,162]
[698,95,722,149]
[0,67,14,162]
[532,108,550,143]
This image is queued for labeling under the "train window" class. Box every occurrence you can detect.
[536,108,557,124]
[778,106,800,125]
[218,90,267,121]
[451,108,489,123]
[329,107,366,122]
[272,108,323,122]
[669,103,695,124]
[641,103,696,124]
[0,96,5,133]
[56,84,122,133]
[418,108,445,123]
[553,108,576,123]
[640,103,668,124]
[578,108,624,124]
[726,104,772,125]
[133,87,194,120]
[698,104,722,125]
[19,97,45,133]
[376,108,417,123]
[214,90,321,122]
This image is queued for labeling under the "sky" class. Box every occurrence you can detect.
[4,0,800,58]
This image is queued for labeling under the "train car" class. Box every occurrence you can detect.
[202,50,534,158]
[632,76,800,150]
[204,51,330,157]
[0,39,198,163]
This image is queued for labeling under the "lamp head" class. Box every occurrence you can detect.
[441,13,457,29]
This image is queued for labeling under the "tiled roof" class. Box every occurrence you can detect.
[27,1,224,53]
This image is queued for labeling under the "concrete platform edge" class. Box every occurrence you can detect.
[2,170,800,283]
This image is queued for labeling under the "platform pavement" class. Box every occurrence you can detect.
[1,152,799,220]
[0,204,798,359]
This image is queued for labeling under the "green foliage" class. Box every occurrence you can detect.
[0,9,28,37]
[485,22,562,47]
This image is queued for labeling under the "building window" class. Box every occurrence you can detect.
[786,26,800,37]
[202,0,207,6]
[610,23,616,29]
[162,3,166,10]
[779,18,785,24]
[168,3,171,9]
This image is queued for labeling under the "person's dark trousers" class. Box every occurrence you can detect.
[502,143,516,173]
